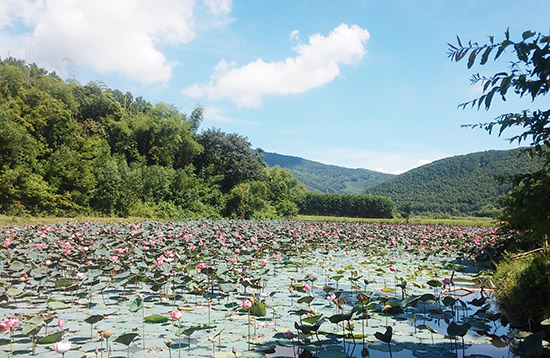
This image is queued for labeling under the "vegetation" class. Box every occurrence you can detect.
[449,29,550,333]
[262,151,394,193]
[0,219,523,357]
[0,58,306,220]
[493,253,550,329]
[365,148,542,216]
[298,193,396,218]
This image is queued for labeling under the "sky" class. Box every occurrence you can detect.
[1,0,549,174]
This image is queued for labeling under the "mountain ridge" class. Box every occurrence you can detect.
[261,151,395,194]
[262,148,543,216]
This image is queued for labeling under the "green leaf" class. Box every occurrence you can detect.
[47,300,71,310]
[447,321,471,337]
[374,326,392,343]
[6,288,24,297]
[90,282,108,292]
[144,315,169,324]
[54,280,74,287]
[37,330,64,345]
[426,280,441,288]
[297,296,314,305]
[129,296,143,312]
[522,30,536,40]
[250,301,266,317]
[84,314,104,325]
[114,333,139,346]
[467,49,477,68]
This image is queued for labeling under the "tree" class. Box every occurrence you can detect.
[449,30,550,248]
[194,128,265,193]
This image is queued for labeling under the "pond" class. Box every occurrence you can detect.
[0,220,540,357]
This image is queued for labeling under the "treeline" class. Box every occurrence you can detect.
[0,58,306,219]
[364,149,543,216]
[299,193,396,218]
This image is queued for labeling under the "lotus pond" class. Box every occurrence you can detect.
[0,220,543,357]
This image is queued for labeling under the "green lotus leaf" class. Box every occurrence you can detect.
[447,321,471,337]
[84,314,104,325]
[37,330,64,345]
[114,332,139,346]
[47,300,71,310]
[144,315,169,323]
[129,295,143,312]
[374,326,392,343]
[297,296,314,305]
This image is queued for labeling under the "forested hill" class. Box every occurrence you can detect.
[364,149,544,216]
[0,58,307,219]
[262,152,395,194]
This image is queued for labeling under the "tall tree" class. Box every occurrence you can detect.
[194,128,265,193]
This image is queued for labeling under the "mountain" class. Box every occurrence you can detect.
[261,152,395,194]
[364,148,544,216]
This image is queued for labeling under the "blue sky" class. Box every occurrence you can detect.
[1,0,549,173]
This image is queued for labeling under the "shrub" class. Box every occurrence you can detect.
[493,253,550,329]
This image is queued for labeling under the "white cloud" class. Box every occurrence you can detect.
[182,23,370,107]
[304,147,447,174]
[0,0,230,84]
[202,0,232,15]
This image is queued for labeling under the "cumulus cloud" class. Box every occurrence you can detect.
[182,24,370,107]
[0,0,231,84]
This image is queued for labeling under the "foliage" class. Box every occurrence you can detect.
[0,58,304,219]
[448,30,550,159]
[262,151,394,194]
[493,253,550,329]
[500,168,550,250]
[449,29,550,245]
[365,149,542,216]
[195,128,265,193]
[299,193,396,218]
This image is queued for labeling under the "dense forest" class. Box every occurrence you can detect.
[365,149,543,216]
[0,58,307,219]
[262,152,394,193]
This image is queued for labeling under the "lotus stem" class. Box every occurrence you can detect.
[178,320,182,358]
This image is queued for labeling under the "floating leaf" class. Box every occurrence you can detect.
[297,296,314,305]
[144,315,169,324]
[47,300,71,310]
[84,314,104,325]
[114,332,139,346]
[447,321,471,337]
[37,330,64,345]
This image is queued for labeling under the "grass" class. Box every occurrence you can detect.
[0,214,497,227]
[295,214,498,226]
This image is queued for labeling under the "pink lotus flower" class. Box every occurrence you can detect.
[326,293,336,301]
[52,340,71,353]
[303,283,310,291]
[241,299,252,310]
[117,247,125,254]
[109,255,118,263]
[196,262,207,269]
[1,317,20,332]
[284,331,294,339]
[170,309,183,321]
[389,265,397,272]
[260,258,268,265]
[58,319,64,329]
